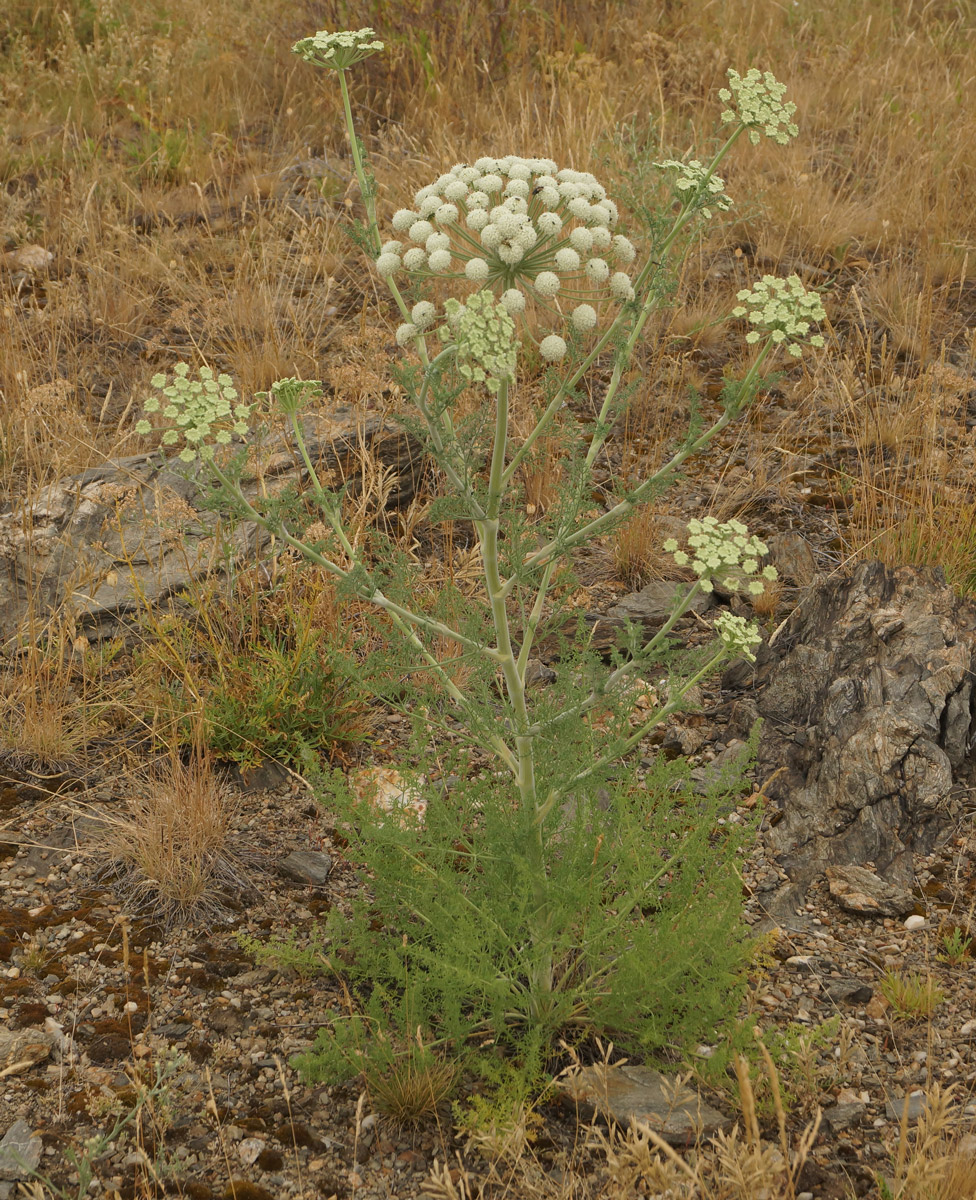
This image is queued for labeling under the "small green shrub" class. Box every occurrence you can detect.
[142,569,373,771]
[881,971,945,1020]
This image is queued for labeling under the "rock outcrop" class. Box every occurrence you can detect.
[0,406,424,644]
[742,562,976,917]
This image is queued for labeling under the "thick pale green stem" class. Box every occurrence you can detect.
[476,377,554,1012]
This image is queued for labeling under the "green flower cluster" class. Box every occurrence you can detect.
[380,155,637,359]
[719,68,798,145]
[256,377,323,417]
[437,290,517,393]
[135,364,252,463]
[664,517,777,596]
[291,28,384,71]
[713,612,763,662]
[654,159,733,220]
[732,274,826,357]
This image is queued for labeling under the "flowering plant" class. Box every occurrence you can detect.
[732,273,827,356]
[719,67,799,145]
[141,36,826,1089]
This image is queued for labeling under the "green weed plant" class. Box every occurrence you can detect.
[136,32,827,1102]
[141,568,371,770]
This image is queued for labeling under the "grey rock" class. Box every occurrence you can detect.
[153,1022,192,1039]
[0,1119,42,1181]
[826,864,916,918]
[886,1092,928,1123]
[0,406,425,644]
[785,955,833,974]
[824,977,873,1005]
[228,759,291,794]
[560,1063,732,1147]
[524,658,557,688]
[279,849,333,886]
[0,1027,56,1074]
[236,966,278,988]
[766,531,819,586]
[608,579,713,627]
[687,739,752,794]
[822,1101,866,1131]
[751,563,976,916]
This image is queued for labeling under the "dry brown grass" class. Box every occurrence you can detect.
[89,749,256,927]
[4,0,975,503]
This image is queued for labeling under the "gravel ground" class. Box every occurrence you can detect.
[2,686,976,1200]
[2,350,976,1199]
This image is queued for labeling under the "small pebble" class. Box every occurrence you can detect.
[904,914,926,930]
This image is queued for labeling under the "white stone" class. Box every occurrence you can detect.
[903,914,926,930]
[238,1138,265,1165]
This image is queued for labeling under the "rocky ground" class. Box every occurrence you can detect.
[2,605,976,1200]
[1,329,976,1199]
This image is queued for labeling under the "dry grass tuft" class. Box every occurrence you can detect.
[881,970,946,1021]
[367,1033,459,1129]
[91,750,256,927]
[612,509,680,589]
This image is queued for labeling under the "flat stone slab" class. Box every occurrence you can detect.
[278,850,333,886]
[886,1092,928,1124]
[0,1119,42,1181]
[608,579,713,627]
[560,1063,732,1147]
[826,864,916,918]
[0,405,424,643]
[0,1027,56,1076]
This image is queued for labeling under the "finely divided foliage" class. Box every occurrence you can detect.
[137,36,826,1092]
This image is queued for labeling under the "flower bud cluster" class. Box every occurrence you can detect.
[719,68,798,146]
[731,274,826,357]
[654,159,733,221]
[381,155,637,360]
[438,290,517,393]
[136,364,253,463]
[663,517,777,596]
[713,611,763,662]
[256,376,323,416]
[291,28,384,71]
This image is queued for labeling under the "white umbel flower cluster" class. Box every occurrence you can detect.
[719,68,798,146]
[136,364,253,463]
[663,517,777,596]
[292,28,384,71]
[382,155,637,360]
[732,274,826,357]
[654,159,733,220]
